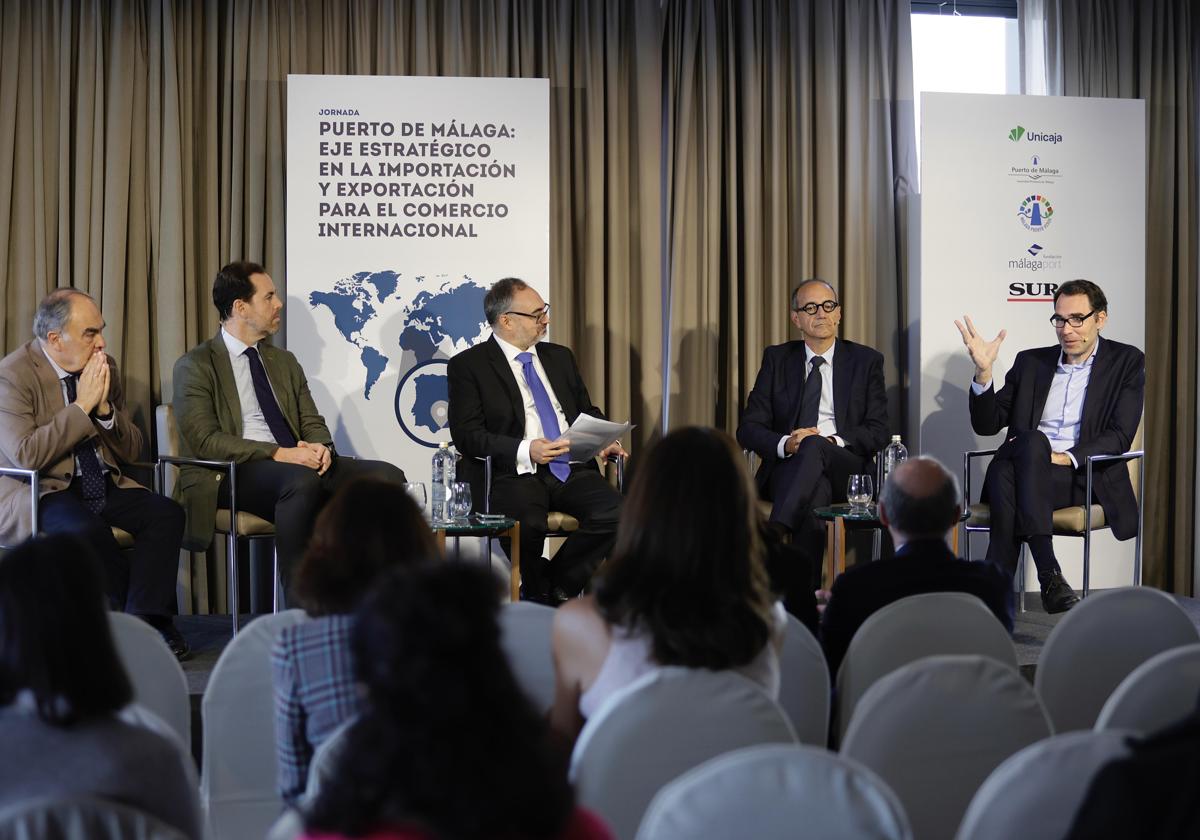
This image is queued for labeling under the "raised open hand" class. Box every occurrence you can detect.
[953,315,1007,384]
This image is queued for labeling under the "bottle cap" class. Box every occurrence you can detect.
[891,434,901,442]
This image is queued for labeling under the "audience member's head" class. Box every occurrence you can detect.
[0,535,133,724]
[878,456,962,546]
[596,426,774,670]
[291,477,437,616]
[305,563,575,839]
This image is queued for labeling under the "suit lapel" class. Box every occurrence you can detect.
[1077,336,1110,434]
[209,334,245,438]
[28,341,65,421]
[1030,347,1057,427]
[259,343,300,433]
[785,343,809,430]
[485,337,525,428]
[537,343,577,422]
[832,340,850,428]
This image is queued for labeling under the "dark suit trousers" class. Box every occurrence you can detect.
[489,464,621,597]
[39,477,185,617]
[217,456,406,589]
[768,435,868,562]
[983,429,1091,578]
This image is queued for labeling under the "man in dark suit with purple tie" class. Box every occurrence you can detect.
[956,279,1145,613]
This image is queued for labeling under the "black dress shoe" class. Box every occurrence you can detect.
[158,622,192,661]
[1041,572,1081,614]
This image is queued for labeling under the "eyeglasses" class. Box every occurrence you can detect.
[505,304,550,322]
[793,300,840,315]
[1049,310,1097,328]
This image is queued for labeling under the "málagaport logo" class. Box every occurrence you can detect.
[1017,194,1054,231]
[1006,243,1063,301]
[1007,124,1063,144]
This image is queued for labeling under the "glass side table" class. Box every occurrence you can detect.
[433,515,520,602]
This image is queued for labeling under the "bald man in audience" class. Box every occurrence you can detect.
[819,457,1012,677]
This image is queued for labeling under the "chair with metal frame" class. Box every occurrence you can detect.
[154,405,278,635]
[0,466,136,551]
[961,418,1144,611]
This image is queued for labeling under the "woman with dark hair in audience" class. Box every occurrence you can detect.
[301,562,612,840]
[549,426,785,743]
[273,477,437,804]
[0,534,201,837]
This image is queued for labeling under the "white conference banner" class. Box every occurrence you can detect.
[917,92,1145,592]
[285,75,549,483]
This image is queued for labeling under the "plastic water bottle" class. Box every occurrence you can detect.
[431,443,454,524]
[882,435,909,487]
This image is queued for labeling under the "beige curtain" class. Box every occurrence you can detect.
[0,0,662,460]
[662,0,916,435]
[1025,0,1198,595]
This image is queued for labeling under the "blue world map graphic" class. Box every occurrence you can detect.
[309,271,489,444]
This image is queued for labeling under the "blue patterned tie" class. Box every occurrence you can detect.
[516,352,570,482]
[63,375,108,514]
[244,347,298,448]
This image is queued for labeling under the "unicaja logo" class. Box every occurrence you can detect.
[1008,125,1025,142]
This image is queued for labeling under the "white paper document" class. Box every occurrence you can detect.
[562,415,633,462]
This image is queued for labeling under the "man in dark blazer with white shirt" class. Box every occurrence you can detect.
[956,279,1145,613]
[737,279,891,565]
[448,278,625,603]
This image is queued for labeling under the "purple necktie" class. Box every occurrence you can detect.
[244,347,298,448]
[63,375,107,513]
[516,352,570,482]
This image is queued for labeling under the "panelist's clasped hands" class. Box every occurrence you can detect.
[272,440,332,474]
[954,314,1007,386]
[784,427,822,455]
[73,349,112,417]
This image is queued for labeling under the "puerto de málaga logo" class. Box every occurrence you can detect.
[1017,194,1054,231]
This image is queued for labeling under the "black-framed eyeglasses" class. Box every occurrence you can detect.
[1049,310,1097,328]
[793,300,840,315]
[505,304,550,321]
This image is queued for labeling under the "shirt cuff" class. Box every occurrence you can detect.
[1066,451,1079,469]
[776,436,790,459]
[970,379,993,396]
[831,435,845,448]
[516,440,535,475]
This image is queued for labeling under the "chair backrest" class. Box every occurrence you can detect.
[1128,415,1144,502]
[0,795,189,840]
[570,667,796,840]
[635,744,912,840]
[835,591,1017,741]
[776,614,831,746]
[201,609,309,840]
[303,716,357,804]
[155,406,180,495]
[954,729,1131,840]
[1034,587,1200,733]
[108,612,191,748]
[1095,642,1200,735]
[498,601,557,714]
[841,655,1051,840]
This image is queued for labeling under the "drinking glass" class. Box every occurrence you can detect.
[403,482,428,516]
[846,475,873,512]
[449,481,473,522]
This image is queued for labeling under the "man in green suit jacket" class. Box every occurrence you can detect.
[172,261,406,591]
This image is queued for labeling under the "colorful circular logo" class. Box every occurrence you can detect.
[1017,194,1054,231]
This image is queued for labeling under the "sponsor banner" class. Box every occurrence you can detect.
[286,75,549,479]
[917,93,1145,589]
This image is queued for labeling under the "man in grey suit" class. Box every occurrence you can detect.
[172,261,405,591]
[0,289,188,657]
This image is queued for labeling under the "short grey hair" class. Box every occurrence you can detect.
[484,277,529,326]
[790,278,838,311]
[879,457,962,538]
[33,289,92,341]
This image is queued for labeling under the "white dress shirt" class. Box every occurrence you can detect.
[221,328,280,445]
[43,347,114,476]
[493,335,570,475]
[777,340,845,458]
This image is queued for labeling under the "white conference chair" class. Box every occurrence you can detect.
[776,613,831,746]
[200,609,308,840]
[1035,586,1200,733]
[841,655,1051,840]
[954,730,1132,840]
[570,667,796,840]
[635,744,912,840]
[499,600,558,714]
[0,795,190,840]
[834,591,1017,741]
[108,612,191,748]
[1095,643,1200,735]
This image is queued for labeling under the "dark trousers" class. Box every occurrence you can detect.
[767,435,869,565]
[983,429,1091,578]
[217,456,406,589]
[489,464,622,597]
[39,477,185,617]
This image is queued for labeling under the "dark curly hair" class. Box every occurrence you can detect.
[304,563,575,838]
[291,478,437,616]
[595,426,774,670]
[0,535,133,724]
